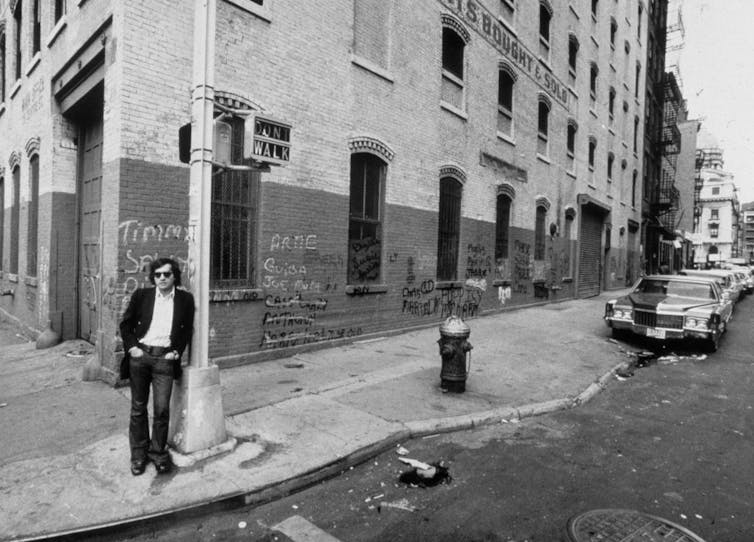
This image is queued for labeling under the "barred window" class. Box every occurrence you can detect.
[210,119,258,288]
[10,166,20,274]
[437,177,462,281]
[0,30,5,102]
[497,67,515,137]
[27,154,39,276]
[495,194,512,261]
[349,153,384,284]
[534,206,547,261]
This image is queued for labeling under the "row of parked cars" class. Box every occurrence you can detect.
[605,264,754,352]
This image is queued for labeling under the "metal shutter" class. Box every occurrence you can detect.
[578,206,603,298]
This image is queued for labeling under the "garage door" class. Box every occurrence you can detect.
[578,206,603,298]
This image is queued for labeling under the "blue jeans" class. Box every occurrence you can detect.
[129,353,174,464]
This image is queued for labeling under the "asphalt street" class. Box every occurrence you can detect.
[88,294,754,542]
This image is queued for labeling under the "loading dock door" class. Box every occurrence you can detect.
[578,206,603,298]
[77,112,103,342]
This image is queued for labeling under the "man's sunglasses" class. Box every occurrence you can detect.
[154,271,173,278]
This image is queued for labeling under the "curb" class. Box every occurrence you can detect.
[10,361,628,542]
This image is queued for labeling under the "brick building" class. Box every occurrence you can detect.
[0,0,647,382]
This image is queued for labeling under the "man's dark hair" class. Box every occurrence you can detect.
[149,258,182,287]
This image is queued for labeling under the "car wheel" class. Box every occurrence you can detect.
[611,328,628,341]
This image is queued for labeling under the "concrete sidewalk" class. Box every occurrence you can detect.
[0,290,636,542]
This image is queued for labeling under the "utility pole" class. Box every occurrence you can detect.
[168,0,228,454]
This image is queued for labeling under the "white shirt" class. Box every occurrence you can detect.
[140,288,175,347]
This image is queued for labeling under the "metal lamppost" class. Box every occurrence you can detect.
[168,0,228,454]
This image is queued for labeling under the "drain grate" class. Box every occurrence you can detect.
[566,509,706,541]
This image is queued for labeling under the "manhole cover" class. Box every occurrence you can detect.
[566,509,706,541]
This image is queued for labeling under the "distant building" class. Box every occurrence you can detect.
[675,105,700,268]
[693,146,740,266]
[741,202,754,263]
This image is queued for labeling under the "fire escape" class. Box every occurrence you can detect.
[652,72,682,231]
[692,149,704,233]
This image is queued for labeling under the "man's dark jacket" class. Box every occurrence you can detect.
[119,287,195,380]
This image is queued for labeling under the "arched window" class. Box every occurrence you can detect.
[0,26,6,103]
[539,1,552,62]
[13,0,22,81]
[441,21,469,111]
[591,0,599,19]
[608,86,616,121]
[632,169,638,207]
[349,152,386,284]
[590,63,599,106]
[610,17,618,48]
[498,64,516,137]
[437,177,463,281]
[588,137,597,171]
[534,205,547,261]
[495,193,513,261]
[54,0,67,23]
[607,152,615,181]
[633,115,640,152]
[537,96,551,156]
[10,165,20,274]
[27,153,39,276]
[32,0,41,55]
[568,34,579,85]
[567,120,577,157]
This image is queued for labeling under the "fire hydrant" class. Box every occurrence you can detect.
[438,315,473,393]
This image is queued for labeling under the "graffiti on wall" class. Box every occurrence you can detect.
[401,278,482,320]
[512,240,532,294]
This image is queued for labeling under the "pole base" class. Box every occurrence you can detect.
[169,365,227,454]
[441,379,466,393]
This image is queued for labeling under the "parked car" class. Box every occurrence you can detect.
[679,269,743,303]
[605,274,732,352]
[723,265,754,294]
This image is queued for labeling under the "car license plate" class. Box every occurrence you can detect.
[646,328,666,339]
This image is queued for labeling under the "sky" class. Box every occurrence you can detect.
[676,0,754,203]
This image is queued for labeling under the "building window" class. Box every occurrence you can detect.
[568,34,579,86]
[712,187,720,195]
[499,0,515,27]
[638,3,643,40]
[497,65,515,137]
[54,0,67,23]
[591,0,598,20]
[210,119,258,288]
[537,96,550,157]
[588,138,597,171]
[635,62,641,98]
[495,194,512,261]
[534,205,547,261]
[710,225,718,238]
[608,86,616,122]
[349,153,384,284]
[353,0,390,69]
[32,0,41,56]
[441,25,466,111]
[607,152,614,182]
[437,177,462,281]
[14,0,22,81]
[633,115,639,152]
[590,63,598,108]
[710,209,719,220]
[567,120,577,157]
[632,169,638,207]
[27,154,39,276]
[10,166,20,274]
[0,30,6,102]
[610,17,618,48]
[539,1,552,62]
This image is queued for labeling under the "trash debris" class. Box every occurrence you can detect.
[380,498,418,512]
[616,367,634,379]
[396,446,409,456]
[657,355,681,365]
[283,363,305,369]
[0,403,7,408]
[635,351,657,367]
[66,349,92,358]
[238,521,247,529]
[398,458,451,488]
